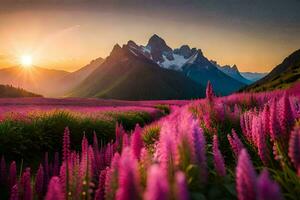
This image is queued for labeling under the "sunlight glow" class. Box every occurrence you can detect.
[20,55,33,67]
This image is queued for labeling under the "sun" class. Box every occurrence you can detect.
[20,55,33,67]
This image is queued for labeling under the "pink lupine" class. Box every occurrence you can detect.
[116,148,140,200]
[175,171,189,200]
[144,165,169,200]
[95,169,107,200]
[228,130,244,158]
[269,100,281,141]
[279,93,294,136]
[261,104,270,136]
[192,122,207,180]
[9,161,17,190]
[0,155,6,185]
[45,177,64,200]
[289,126,300,175]
[35,164,44,199]
[206,81,214,102]
[213,135,226,176]
[257,170,283,200]
[105,153,120,200]
[20,168,32,200]
[63,127,70,162]
[10,184,19,200]
[44,152,49,194]
[122,133,130,149]
[236,149,256,200]
[131,124,144,159]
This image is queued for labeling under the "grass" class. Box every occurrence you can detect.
[0,110,156,168]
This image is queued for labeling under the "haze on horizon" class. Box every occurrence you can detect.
[0,0,299,73]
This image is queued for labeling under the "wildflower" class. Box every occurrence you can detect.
[279,93,294,136]
[206,81,214,102]
[20,168,32,200]
[213,135,226,176]
[63,127,70,162]
[9,161,17,190]
[45,177,64,200]
[236,149,256,200]
[131,124,144,159]
[95,169,107,200]
[116,148,140,200]
[269,100,281,141]
[289,125,300,175]
[144,165,169,200]
[0,155,6,185]
[257,170,283,200]
[175,171,189,200]
[10,184,18,200]
[35,164,44,199]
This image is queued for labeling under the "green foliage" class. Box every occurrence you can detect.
[154,104,170,115]
[142,124,160,153]
[0,110,153,168]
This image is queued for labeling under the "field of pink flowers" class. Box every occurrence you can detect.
[0,83,300,200]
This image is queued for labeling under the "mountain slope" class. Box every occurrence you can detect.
[243,49,300,92]
[0,84,41,97]
[240,72,268,82]
[54,57,104,96]
[69,44,204,100]
[0,66,69,97]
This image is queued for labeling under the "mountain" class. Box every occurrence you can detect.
[240,72,268,82]
[211,61,252,85]
[243,49,300,92]
[0,67,69,97]
[0,84,41,98]
[117,34,247,95]
[54,57,104,96]
[69,43,204,100]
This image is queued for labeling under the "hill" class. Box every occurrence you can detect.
[243,49,300,92]
[0,84,41,97]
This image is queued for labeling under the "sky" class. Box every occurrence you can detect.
[0,0,299,72]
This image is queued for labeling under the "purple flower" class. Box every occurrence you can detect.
[116,148,140,200]
[228,130,244,158]
[175,171,189,200]
[95,169,107,200]
[257,170,283,200]
[213,135,226,176]
[289,126,300,176]
[45,177,64,200]
[20,168,32,200]
[206,81,214,102]
[9,161,17,190]
[131,124,143,159]
[236,149,256,200]
[35,164,44,199]
[269,100,281,141]
[53,152,60,176]
[144,165,169,200]
[261,104,270,136]
[10,184,18,200]
[279,93,294,136]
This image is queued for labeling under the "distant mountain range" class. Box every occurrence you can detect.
[240,72,268,82]
[243,49,300,92]
[0,34,273,99]
[68,44,203,100]
[0,84,41,98]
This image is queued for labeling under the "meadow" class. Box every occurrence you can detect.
[0,84,300,200]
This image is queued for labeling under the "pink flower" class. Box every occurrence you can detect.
[228,130,244,158]
[269,100,281,141]
[20,168,32,200]
[35,164,44,199]
[289,126,300,176]
[175,171,189,200]
[0,155,6,185]
[116,148,140,200]
[144,165,169,200]
[257,170,283,200]
[279,93,294,136]
[45,177,64,200]
[213,135,226,176]
[236,149,256,200]
[206,81,214,102]
[9,161,17,190]
[131,124,144,159]
[95,169,107,200]
[10,184,18,200]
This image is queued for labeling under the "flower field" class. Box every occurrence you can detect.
[1,84,300,200]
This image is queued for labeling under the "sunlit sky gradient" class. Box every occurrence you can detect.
[0,0,299,72]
